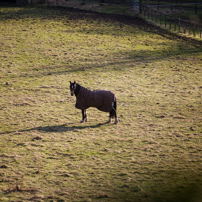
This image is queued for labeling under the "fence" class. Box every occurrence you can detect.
[131,0,140,12]
[78,0,128,4]
[149,3,202,15]
[131,0,202,38]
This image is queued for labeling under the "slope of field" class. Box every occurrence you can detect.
[0,5,202,202]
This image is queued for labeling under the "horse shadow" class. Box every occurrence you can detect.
[33,122,108,133]
[0,122,108,135]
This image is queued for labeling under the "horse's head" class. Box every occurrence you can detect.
[70,81,76,96]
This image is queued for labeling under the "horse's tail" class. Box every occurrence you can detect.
[111,97,117,118]
[113,99,117,111]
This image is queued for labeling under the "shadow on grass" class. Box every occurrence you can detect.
[10,43,202,79]
[1,4,202,47]
[1,5,202,79]
[112,182,202,202]
[32,122,108,132]
[0,122,108,134]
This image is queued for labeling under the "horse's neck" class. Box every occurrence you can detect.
[76,85,91,97]
[75,84,81,96]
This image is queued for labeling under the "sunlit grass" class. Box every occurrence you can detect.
[0,5,202,202]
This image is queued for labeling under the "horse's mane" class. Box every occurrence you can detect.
[74,83,81,96]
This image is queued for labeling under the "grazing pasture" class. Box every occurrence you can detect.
[0,5,202,202]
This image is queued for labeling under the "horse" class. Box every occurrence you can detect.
[70,81,118,124]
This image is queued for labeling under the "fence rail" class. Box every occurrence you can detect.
[131,0,202,38]
[131,0,139,12]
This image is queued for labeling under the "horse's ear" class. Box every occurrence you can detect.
[74,81,76,84]
[69,81,71,84]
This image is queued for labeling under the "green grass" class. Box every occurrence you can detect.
[0,5,202,202]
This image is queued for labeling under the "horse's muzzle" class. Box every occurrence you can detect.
[71,92,74,96]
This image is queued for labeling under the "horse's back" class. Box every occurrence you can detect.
[76,86,116,112]
[91,90,115,112]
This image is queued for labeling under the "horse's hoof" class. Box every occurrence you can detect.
[81,118,87,123]
[114,119,118,124]
[107,118,111,123]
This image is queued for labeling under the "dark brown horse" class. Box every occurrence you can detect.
[70,81,118,124]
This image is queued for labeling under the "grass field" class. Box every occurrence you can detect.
[0,5,202,202]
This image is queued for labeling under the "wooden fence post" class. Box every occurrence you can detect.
[193,23,196,37]
[139,0,142,14]
[160,13,161,26]
[174,21,176,31]
[179,18,181,33]
[155,11,157,23]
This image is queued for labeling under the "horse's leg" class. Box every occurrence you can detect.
[110,108,118,124]
[84,109,87,122]
[81,110,85,123]
[107,111,112,123]
[81,109,87,123]
[114,110,118,124]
